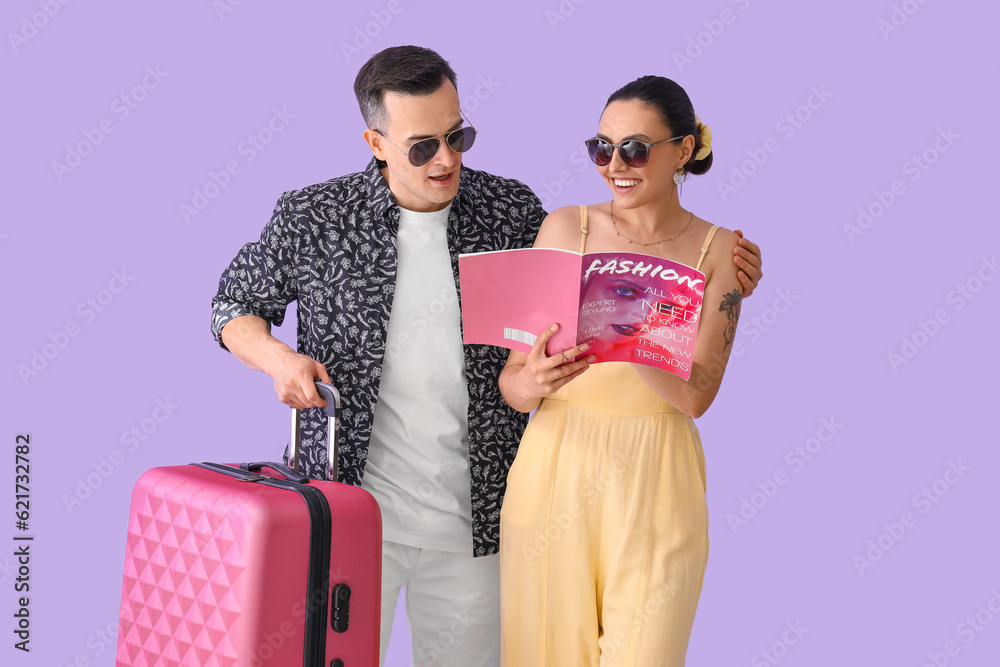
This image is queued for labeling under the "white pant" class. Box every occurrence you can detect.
[378,540,500,667]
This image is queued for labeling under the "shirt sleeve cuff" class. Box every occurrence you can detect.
[211,298,282,352]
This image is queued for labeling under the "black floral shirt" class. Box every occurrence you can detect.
[211,157,545,556]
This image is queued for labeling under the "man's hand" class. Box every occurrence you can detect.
[732,230,764,298]
[269,349,333,410]
[221,315,332,409]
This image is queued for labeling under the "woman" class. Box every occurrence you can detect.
[498,75,745,666]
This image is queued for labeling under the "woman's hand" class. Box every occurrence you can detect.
[499,324,596,413]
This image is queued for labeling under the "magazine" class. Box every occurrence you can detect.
[458,247,705,379]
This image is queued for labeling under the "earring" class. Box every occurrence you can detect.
[673,166,684,186]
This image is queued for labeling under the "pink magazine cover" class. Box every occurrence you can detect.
[459,247,705,380]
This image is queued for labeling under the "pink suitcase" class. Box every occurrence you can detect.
[116,383,382,666]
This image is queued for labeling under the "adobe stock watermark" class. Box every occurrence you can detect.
[729,287,798,359]
[543,0,590,31]
[241,573,353,665]
[853,459,970,576]
[53,615,120,667]
[672,0,754,73]
[213,0,248,21]
[886,254,996,372]
[600,579,681,661]
[0,555,19,587]
[188,474,281,552]
[60,397,180,514]
[339,0,404,63]
[51,65,169,183]
[415,608,477,666]
[520,499,583,564]
[383,284,458,363]
[17,268,135,386]
[243,619,300,667]
[375,280,472,524]
[520,446,635,563]
[534,145,593,210]
[716,84,833,202]
[7,0,73,54]
[179,107,295,223]
[121,588,303,666]
[387,459,465,525]
[459,74,501,113]
[844,126,959,244]
[919,588,1000,667]
[726,416,844,534]
[241,573,360,665]
[877,0,934,41]
[750,620,809,666]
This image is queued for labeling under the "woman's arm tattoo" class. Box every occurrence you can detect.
[719,289,742,350]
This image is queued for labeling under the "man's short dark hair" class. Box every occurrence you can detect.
[354,45,458,130]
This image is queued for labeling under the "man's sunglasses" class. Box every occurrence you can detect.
[584,136,683,168]
[375,125,477,167]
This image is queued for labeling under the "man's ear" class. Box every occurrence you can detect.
[363,128,388,160]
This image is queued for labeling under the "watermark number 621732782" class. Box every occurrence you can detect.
[14,433,32,652]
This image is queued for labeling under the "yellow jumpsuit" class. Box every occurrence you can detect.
[499,208,715,666]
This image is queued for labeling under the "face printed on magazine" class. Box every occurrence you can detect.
[578,255,703,373]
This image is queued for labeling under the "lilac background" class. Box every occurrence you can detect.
[4,0,999,665]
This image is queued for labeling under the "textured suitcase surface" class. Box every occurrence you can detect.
[116,384,381,667]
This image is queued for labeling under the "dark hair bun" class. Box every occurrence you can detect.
[688,151,712,176]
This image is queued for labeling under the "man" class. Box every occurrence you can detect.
[211,46,763,666]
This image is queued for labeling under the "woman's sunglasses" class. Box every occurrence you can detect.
[376,125,477,167]
[584,136,683,168]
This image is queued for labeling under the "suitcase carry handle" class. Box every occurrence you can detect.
[239,461,311,484]
[288,380,341,481]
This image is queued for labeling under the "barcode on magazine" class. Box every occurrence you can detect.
[504,328,537,346]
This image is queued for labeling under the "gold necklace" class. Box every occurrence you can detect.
[609,201,694,247]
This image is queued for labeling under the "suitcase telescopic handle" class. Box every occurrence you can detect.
[288,380,341,481]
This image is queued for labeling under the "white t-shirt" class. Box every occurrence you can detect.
[361,202,473,552]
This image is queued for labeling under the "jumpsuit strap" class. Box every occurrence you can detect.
[694,224,721,272]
